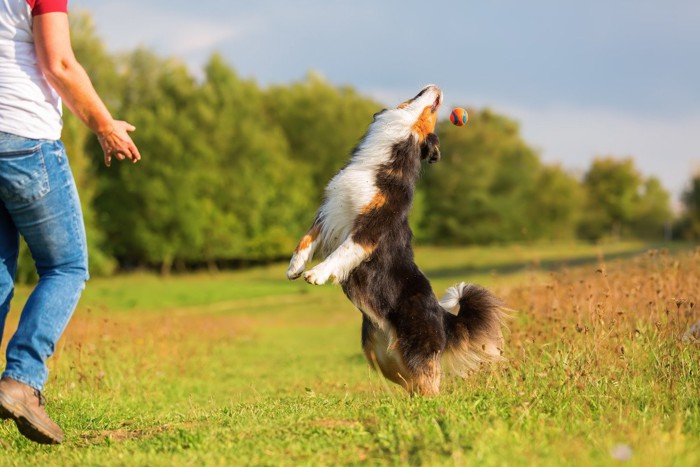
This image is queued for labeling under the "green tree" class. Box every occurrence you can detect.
[22,10,679,273]
[578,157,641,241]
[578,157,671,241]
[678,172,700,239]
[420,109,550,244]
[193,54,314,263]
[94,49,205,271]
[527,164,584,241]
[631,177,672,239]
[95,52,315,271]
[265,73,381,202]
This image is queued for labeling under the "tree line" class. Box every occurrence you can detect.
[16,14,699,279]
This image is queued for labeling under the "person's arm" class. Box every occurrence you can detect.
[33,12,141,167]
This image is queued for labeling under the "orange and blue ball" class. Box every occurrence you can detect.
[450,107,468,126]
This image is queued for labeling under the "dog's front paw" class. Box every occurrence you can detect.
[303,266,333,285]
[287,255,306,280]
[421,133,441,164]
[287,266,303,280]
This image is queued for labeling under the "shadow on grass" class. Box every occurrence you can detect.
[424,243,694,280]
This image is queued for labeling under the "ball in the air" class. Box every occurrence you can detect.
[450,107,469,126]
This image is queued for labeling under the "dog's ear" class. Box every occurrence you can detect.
[373,109,387,121]
[421,133,441,164]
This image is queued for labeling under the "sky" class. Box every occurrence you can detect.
[71,0,700,206]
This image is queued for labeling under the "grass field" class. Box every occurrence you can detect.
[0,242,698,465]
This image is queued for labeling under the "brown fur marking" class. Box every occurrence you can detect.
[354,192,388,254]
[294,224,320,253]
[361,192,387,214]
[360,242,377,254]
[411,106,438,141]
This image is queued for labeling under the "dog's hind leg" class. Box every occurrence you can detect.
[287,222,321,280]
[362,317,408,387]
[410,355,441,396]
[393,304,447,396]
[361,315,443,396]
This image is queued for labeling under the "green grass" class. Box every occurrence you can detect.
[0,242,698,465]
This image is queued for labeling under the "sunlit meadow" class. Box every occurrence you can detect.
[0,243,698,465]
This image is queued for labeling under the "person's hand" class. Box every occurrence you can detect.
[97,120,141,167]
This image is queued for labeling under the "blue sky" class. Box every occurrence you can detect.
[71,0,700,205]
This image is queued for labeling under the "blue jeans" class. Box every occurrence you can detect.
[0,131,88,392]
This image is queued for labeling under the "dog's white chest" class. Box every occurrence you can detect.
[319,166,377,253]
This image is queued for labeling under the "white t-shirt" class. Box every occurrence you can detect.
[0,0,68,140]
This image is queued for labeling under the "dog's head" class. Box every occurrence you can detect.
[370,85,443,164]
[396,84,443,137]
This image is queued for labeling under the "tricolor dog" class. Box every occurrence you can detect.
[287,85,505,395]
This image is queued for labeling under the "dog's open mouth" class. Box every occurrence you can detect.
[430,89,442,113]
[431,94,442,113]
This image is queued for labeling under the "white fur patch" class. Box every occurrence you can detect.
[287,246,313,279]
[439,282,467,314]
[317,166,378,256]
[303,237,368,285]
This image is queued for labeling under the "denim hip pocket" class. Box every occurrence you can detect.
[0,139,50,204]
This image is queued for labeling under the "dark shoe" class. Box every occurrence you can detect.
[0,377,64,444]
